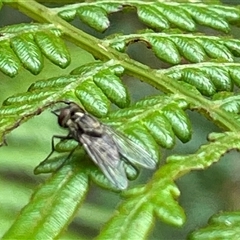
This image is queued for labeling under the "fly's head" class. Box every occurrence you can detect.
[52,102,85,129]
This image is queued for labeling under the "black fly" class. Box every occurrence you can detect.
[44,102,156,190]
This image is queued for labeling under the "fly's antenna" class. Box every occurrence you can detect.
[51,109,60,116]
[55,100,75,105]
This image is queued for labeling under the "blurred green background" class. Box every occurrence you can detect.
[1,2,240,239]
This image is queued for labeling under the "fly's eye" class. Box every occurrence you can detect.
[58,108,71,128]
[70,109,75,117]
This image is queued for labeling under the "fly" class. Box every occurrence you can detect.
[44,101,156,190]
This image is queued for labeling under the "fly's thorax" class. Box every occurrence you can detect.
[76,113,103,137]
[66,119,83,140]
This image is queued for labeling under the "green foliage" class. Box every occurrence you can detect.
[0,23,70,76]
[1,0,240,239]
[107,33,240,63]
[189,211,240,239]
[3,153,90,239]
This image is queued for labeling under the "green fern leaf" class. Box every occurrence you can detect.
[2,155,89,239]
[55,139,79,153]
[106,95,191,154]
[32,94,191,191]
[56,2,240,32]
[201,67,233,91]
[208,5,240,21]
[71,62,129,110]
[0,41,20,77]
[0,60,129,145]
[141,112,175,148]
[32,129,240,239]
[181,68,216,96]
[2,1,240,239]
[224,39,240,57]
[189,211,240,239]
[58,8,76,22]
[0,23,70,76]
[11,33,44,74]
[96,197,157,240]
[98,131,240,239]
[106,33,240,64]
[180,4,230,33]
[34,155,70,174]
[161,103,191,142]
[58,2,121,26]
[164,63,240,96]
[34,31,70,68]
[196,38,233,61]
[171,36,206,62]
[77,6,110,32]
[147,2,196,31]
[147,36,181,64]
[213,94,240,114]
[137,5,170,30]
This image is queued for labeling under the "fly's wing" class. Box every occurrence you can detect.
[80,133,128,190]
[104,127,156,169]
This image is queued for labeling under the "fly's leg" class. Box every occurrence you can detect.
[42,134,72,162]
[34,134,76,174]
[41,144,79,174]
[38,133,73,168]
[59,144,79,166]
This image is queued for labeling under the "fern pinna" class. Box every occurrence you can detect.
[1,1,240,239]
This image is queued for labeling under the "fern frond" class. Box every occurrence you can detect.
[1,59,240,150]
[0,60,129,145]
[107,95,191,144]
[0,23,70,77]
[106,33,240,64]
[2,153,89,239]
[162,63,240,96]
[1,1,239,78]
[189,211,240,239]
[3,128,240,239]
[57,2,240,33]
[97,131,240,239]
[1,0,240,239]
[34,94,192,180]
[58,2,121,32]
[213,93,240,114]
[0,94,192,238]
